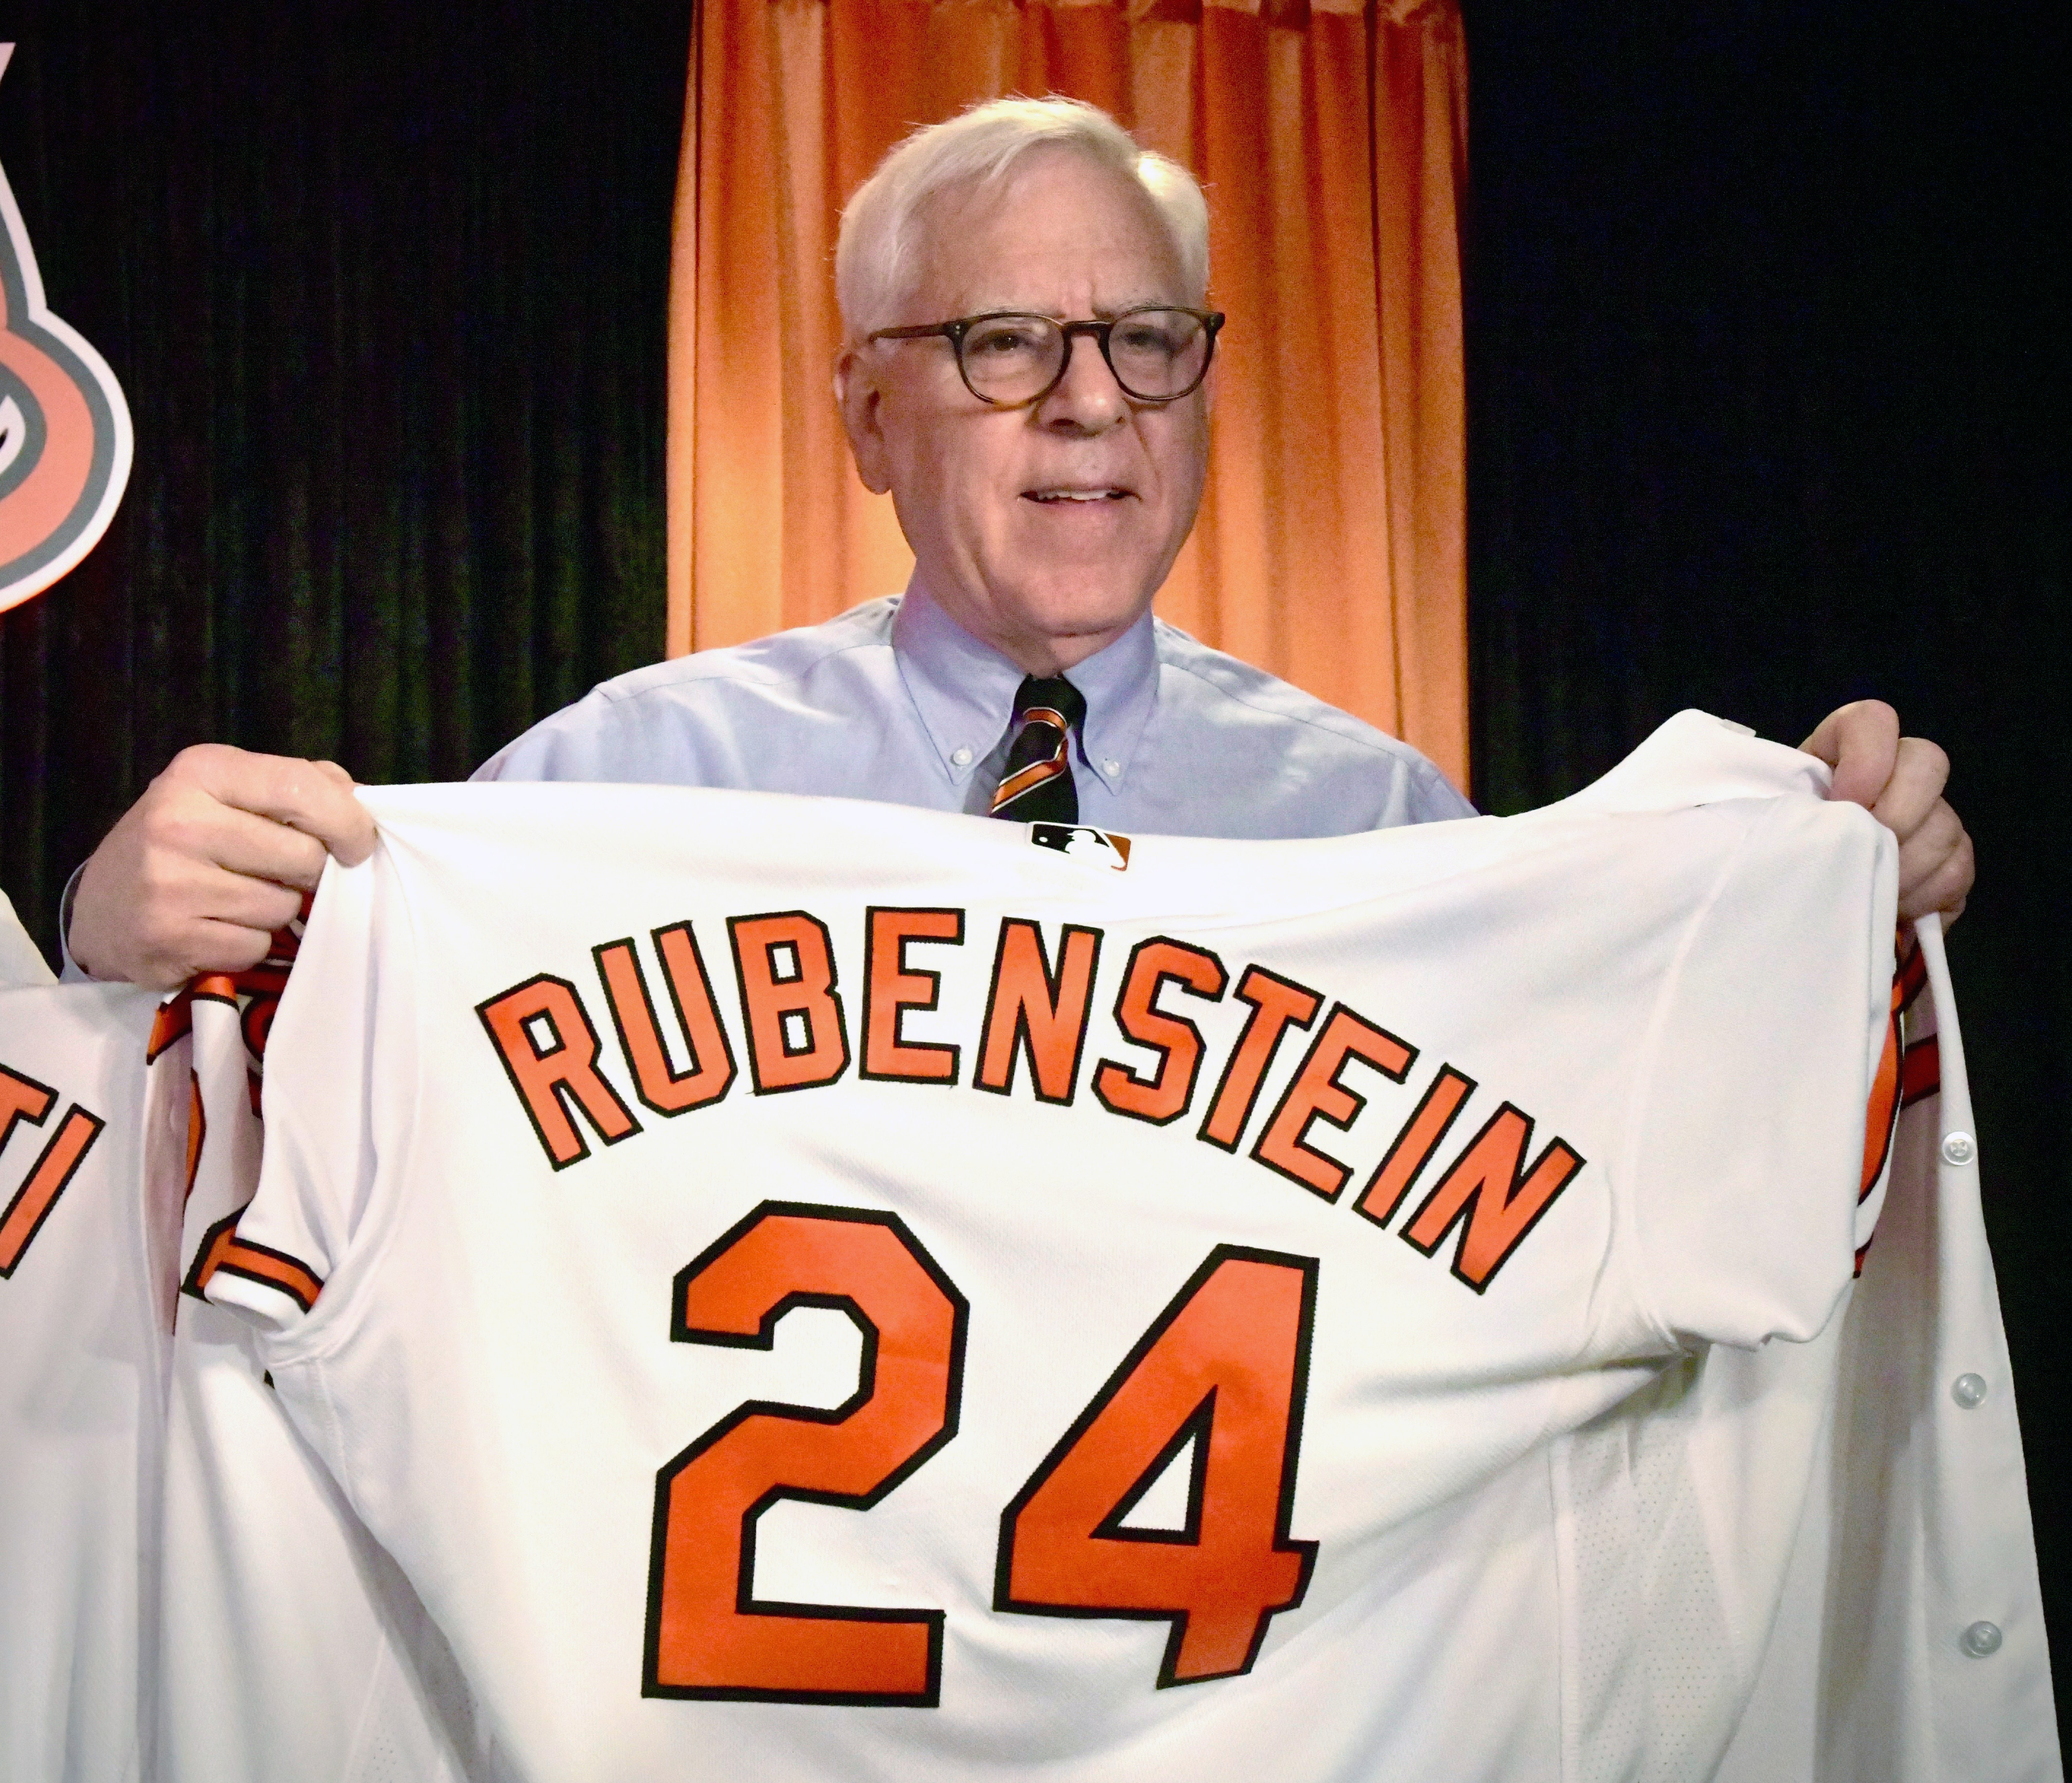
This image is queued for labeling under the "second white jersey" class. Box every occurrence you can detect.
[212,714,1901,1782]
[0,970,180,1783]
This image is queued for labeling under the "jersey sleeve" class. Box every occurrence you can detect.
[1619,793,1898,1350]
[201,843,406,1337]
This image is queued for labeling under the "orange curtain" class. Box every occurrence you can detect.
[669,0,1469,790]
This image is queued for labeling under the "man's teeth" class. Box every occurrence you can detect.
[1030,489,1124,502]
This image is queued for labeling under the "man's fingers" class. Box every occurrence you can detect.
[176,744,376,866]
[184,917,288,980]
[1896,807,1975,925]
[169,861,308,938]
[1800,704,1972,925]
[1870,736,1952,844]
[126,847,304,941]
[1899,853,1973,927]
[1799,699,1899,809]
[1894,798,1964,888]
[293,759,377,866]
[189,805,336,891]
[115,915,283,993]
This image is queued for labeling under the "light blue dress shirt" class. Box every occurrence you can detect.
[476,582,1474,839]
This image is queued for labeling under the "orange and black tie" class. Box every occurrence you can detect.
[990,674,1087,824]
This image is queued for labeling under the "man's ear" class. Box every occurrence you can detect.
[834,347,893,495]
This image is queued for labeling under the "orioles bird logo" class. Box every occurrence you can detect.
[0,43,132,616]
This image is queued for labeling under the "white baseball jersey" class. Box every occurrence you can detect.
[205,711,1929,1781]
[0,960,181,1783]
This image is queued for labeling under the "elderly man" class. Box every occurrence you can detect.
[66,96,1972,986]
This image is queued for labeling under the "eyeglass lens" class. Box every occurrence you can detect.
[960,311,1211,403]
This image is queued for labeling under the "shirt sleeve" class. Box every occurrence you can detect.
[471,684,680,785]
[53,866,94,984]
[1619,794,1898,1350]
[201,845,404,1336]
[1400,758,1478,825]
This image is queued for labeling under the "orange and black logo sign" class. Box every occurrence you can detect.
[0,44,132,616]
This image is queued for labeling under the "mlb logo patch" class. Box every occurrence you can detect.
[1028,823,1131,871]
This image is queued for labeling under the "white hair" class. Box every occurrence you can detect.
[835,96,1209,341]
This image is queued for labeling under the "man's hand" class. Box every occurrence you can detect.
[1800,700,1973,924]
[69,745,376,989]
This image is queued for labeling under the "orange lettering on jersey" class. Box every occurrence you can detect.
[1092,938,1229,1126]
[1196,967,1323,1153]
[1353,1065,1476,1228]
[861,908,965,1085]
[974,919,1103,1105]
[1249,1006,1415,1201]
[0,1063,57,1148]
[594,925,737,1116]
[0,1106,105,1277]
[646,1202,967,1705]
[476,973,642,1169]
[996,1246,1318,1686]
[1400,1104,1585,1292]
[727,912,851,1094]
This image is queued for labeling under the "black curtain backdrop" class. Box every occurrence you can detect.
[2,0,2066,1728]
[0,0,689,959]
[1464,0,2069,1718]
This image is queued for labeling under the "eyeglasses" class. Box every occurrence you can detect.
[867,305,1224,408]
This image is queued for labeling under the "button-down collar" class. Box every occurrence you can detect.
[891,576,1158,792]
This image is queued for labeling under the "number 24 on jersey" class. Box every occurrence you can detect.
[643,1202,1319,1707]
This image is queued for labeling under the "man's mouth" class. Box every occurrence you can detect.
[1024,486,1131,504]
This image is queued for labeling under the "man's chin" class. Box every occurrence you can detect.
[993,586,1153,671]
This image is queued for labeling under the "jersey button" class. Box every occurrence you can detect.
[1961,1621,2004,1658]
[1952,1373,1988,1409]
[1941,1131,1977,1166]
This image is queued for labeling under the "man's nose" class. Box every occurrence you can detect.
[1033,330,1128,433]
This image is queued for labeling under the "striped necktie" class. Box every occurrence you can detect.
[990,674,1087,823]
